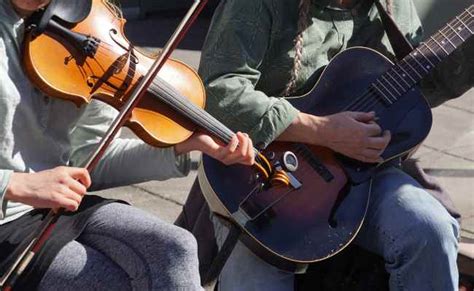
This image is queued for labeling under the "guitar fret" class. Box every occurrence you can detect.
[423,42,443,62]
[398,65,417,83]
[409,53,429,73]
[430,36,449,55]
[385,71,406,93]
[456,16,473,34]
[391,67,412,87]
[466,8,474,17]
[353,6,473,113]
[415,47,435,67]
[438,30,457,49]
[402,59,423,79]
[372,83,393,104]
[381,75,401,96]
[447,23,465,41]
[377,78,398,99]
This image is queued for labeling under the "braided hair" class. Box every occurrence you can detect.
[283,0,393,96]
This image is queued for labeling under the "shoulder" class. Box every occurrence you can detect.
[212,0,297,28]
[390,0,421,24]
[216,0,273,14]
[385,0,422,40]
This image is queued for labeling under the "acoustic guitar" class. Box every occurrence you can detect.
[198,6,473,271]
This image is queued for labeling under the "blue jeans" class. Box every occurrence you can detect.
[213,167,459,291]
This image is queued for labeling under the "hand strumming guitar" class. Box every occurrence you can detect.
[278,111,391,163]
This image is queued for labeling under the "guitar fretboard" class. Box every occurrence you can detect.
[370,5,473,106]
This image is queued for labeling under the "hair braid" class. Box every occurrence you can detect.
[284,0,393,96]
[282,0,311,97]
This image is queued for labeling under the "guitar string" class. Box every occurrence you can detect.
[99,5,474,80]
[160,11,474,135]
[242,10,472,219]
[99,11,473,159]
[87,10,473,116]
[88,8,473,109]
[329,9,473,112]
[348,9,473,111]
[51,9,472,145]
[346,11,473,112]
[349,19,472,113]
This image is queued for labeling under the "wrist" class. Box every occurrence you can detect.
[5,172,23,202]
[174,143,188,156]
[278,112,329,145]
[174,138,200,156]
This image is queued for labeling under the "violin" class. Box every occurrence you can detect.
[3,1,270,289]
[23,0,207,147]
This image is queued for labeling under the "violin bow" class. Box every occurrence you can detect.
[0,1,209,289]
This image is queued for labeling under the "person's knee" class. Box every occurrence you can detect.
[163,226,199,263]
[406,211,459,255]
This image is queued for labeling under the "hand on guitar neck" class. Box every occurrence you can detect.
[278,111,392,163]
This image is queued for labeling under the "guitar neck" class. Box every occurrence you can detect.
[370,6,473,105]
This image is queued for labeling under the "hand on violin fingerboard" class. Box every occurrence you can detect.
[174,131,255,166]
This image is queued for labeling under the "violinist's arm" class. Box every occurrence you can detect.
[69,100,191,190]
[69,101,253,191]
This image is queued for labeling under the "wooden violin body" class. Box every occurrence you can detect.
[23,0,205,147]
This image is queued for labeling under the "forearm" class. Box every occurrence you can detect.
[72,139,191,191]
[277,112,328,146]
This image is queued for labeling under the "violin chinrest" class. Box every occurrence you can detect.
[36,0,93,33]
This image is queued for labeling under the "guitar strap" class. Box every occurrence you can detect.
[373,0,414,60]
[202,216,242,287]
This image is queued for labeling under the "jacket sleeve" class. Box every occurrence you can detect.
[69,100,191,191]
[0,169,12,219]
[198,0,299,148]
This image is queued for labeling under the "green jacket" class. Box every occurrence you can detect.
[199,0,473,147]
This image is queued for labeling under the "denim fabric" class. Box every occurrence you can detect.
[214,166,459,291]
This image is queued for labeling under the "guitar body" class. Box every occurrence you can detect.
[199,47,432,271]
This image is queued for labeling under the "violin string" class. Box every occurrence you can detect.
[150,78,236,143]
[68,11,472,139]
[67,40,238,144]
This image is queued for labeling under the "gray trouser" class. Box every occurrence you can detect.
[38,203,203,291]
